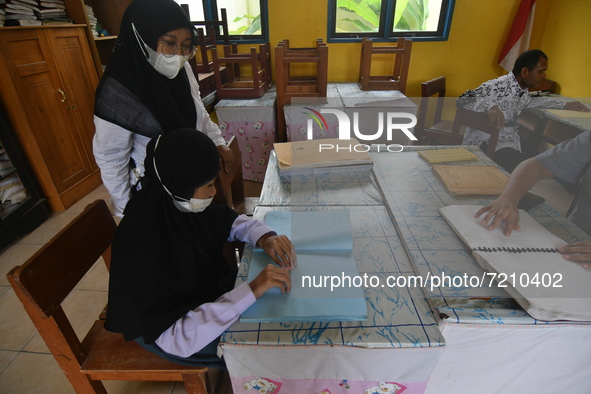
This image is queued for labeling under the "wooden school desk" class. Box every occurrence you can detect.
[518,95,591,157]
[220,145,591,394]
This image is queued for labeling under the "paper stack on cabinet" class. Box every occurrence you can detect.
[440,204,591,321]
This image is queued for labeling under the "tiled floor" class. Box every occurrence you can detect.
[0,177,572,393]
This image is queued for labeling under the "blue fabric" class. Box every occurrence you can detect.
[264,209,353,252]
[242,210,367,323]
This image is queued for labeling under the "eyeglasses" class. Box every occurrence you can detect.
[158,41,197,60]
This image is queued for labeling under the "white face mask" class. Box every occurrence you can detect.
[173,197,213,213]
[132,23,187,79]
[152,135,213,213]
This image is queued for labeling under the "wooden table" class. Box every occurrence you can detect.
[518,95,591,156]
[220,145,591,394]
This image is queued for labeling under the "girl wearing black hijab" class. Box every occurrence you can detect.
[105,129,293,368]
[93,0,232,217]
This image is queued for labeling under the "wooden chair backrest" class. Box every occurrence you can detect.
[529,78,557,94]
[214,136,246,214]
[416,76,447,141]
[275,40,329,141]
[451,107,501,158]
[211,45,268,99]
[358,37,412,93]
[7,200,210,393]
[189,8,230,73]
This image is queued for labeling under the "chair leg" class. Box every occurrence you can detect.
[182,371,210,394]
[213,369,231,394]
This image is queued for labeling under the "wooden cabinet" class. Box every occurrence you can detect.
[0,26,101,211]
[63,0,132,72]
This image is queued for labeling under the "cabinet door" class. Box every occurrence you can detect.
[0,28,100,210]
[46,28,99,172]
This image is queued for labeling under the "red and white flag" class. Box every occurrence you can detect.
[498,0,537,72]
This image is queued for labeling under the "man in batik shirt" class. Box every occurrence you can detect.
[457,49,588,172]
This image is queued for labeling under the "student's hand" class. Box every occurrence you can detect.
[249,264,291,298]
[474,198,521,236]
[217,144,234,172]
[559,242,591,268]
[257,233,296,269]
[487,105,505,129]
[564,101,590,112]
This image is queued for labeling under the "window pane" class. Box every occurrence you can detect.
[217,0,262,35]
[174,0,205,21]
[335,0,383,34]
[393,0,442,33]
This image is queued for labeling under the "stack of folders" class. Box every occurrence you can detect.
[432,164,508,195]
[274,138,373,175]
[418,147,478,164]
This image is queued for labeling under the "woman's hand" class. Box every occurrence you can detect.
[249,264,291,298]
[474,197,521,236]
[217,144,234,172]
[257,233,296,269]
[559,242,591,268]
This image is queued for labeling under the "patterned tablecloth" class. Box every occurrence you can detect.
[215,88,277,182]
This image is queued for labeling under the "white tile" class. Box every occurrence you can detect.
[0,289,37,351]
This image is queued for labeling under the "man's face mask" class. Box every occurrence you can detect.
[132,23,186,79]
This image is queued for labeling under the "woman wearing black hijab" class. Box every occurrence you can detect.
[105,129,293,368]
[93,0,232,217]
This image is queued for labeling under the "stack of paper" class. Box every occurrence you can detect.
[85,4,97,36]
[418,147,478,164]
[36,0,68,25]
[433,164,508,195]
[1,0,41,26]
[0,145,16,178]
[0,174,26,204]
[440,204,591,321]
[274,138,373,175]
[241,209,368,322]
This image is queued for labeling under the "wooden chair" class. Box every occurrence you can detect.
[6,200,212,394]
[214,136,257,216]
[275,40,329,142]
[529,78,557,94]
[189,8,231,74]
[225,42,272,89]
[358,37,412,93]
[211,44,269,99]
[451,107,502,159]
[415,76,455,144]
[277,39,326,85]
[214,136,259,263]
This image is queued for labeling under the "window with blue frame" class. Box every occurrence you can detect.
[328,0,455,42]
[175,0,268,43]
